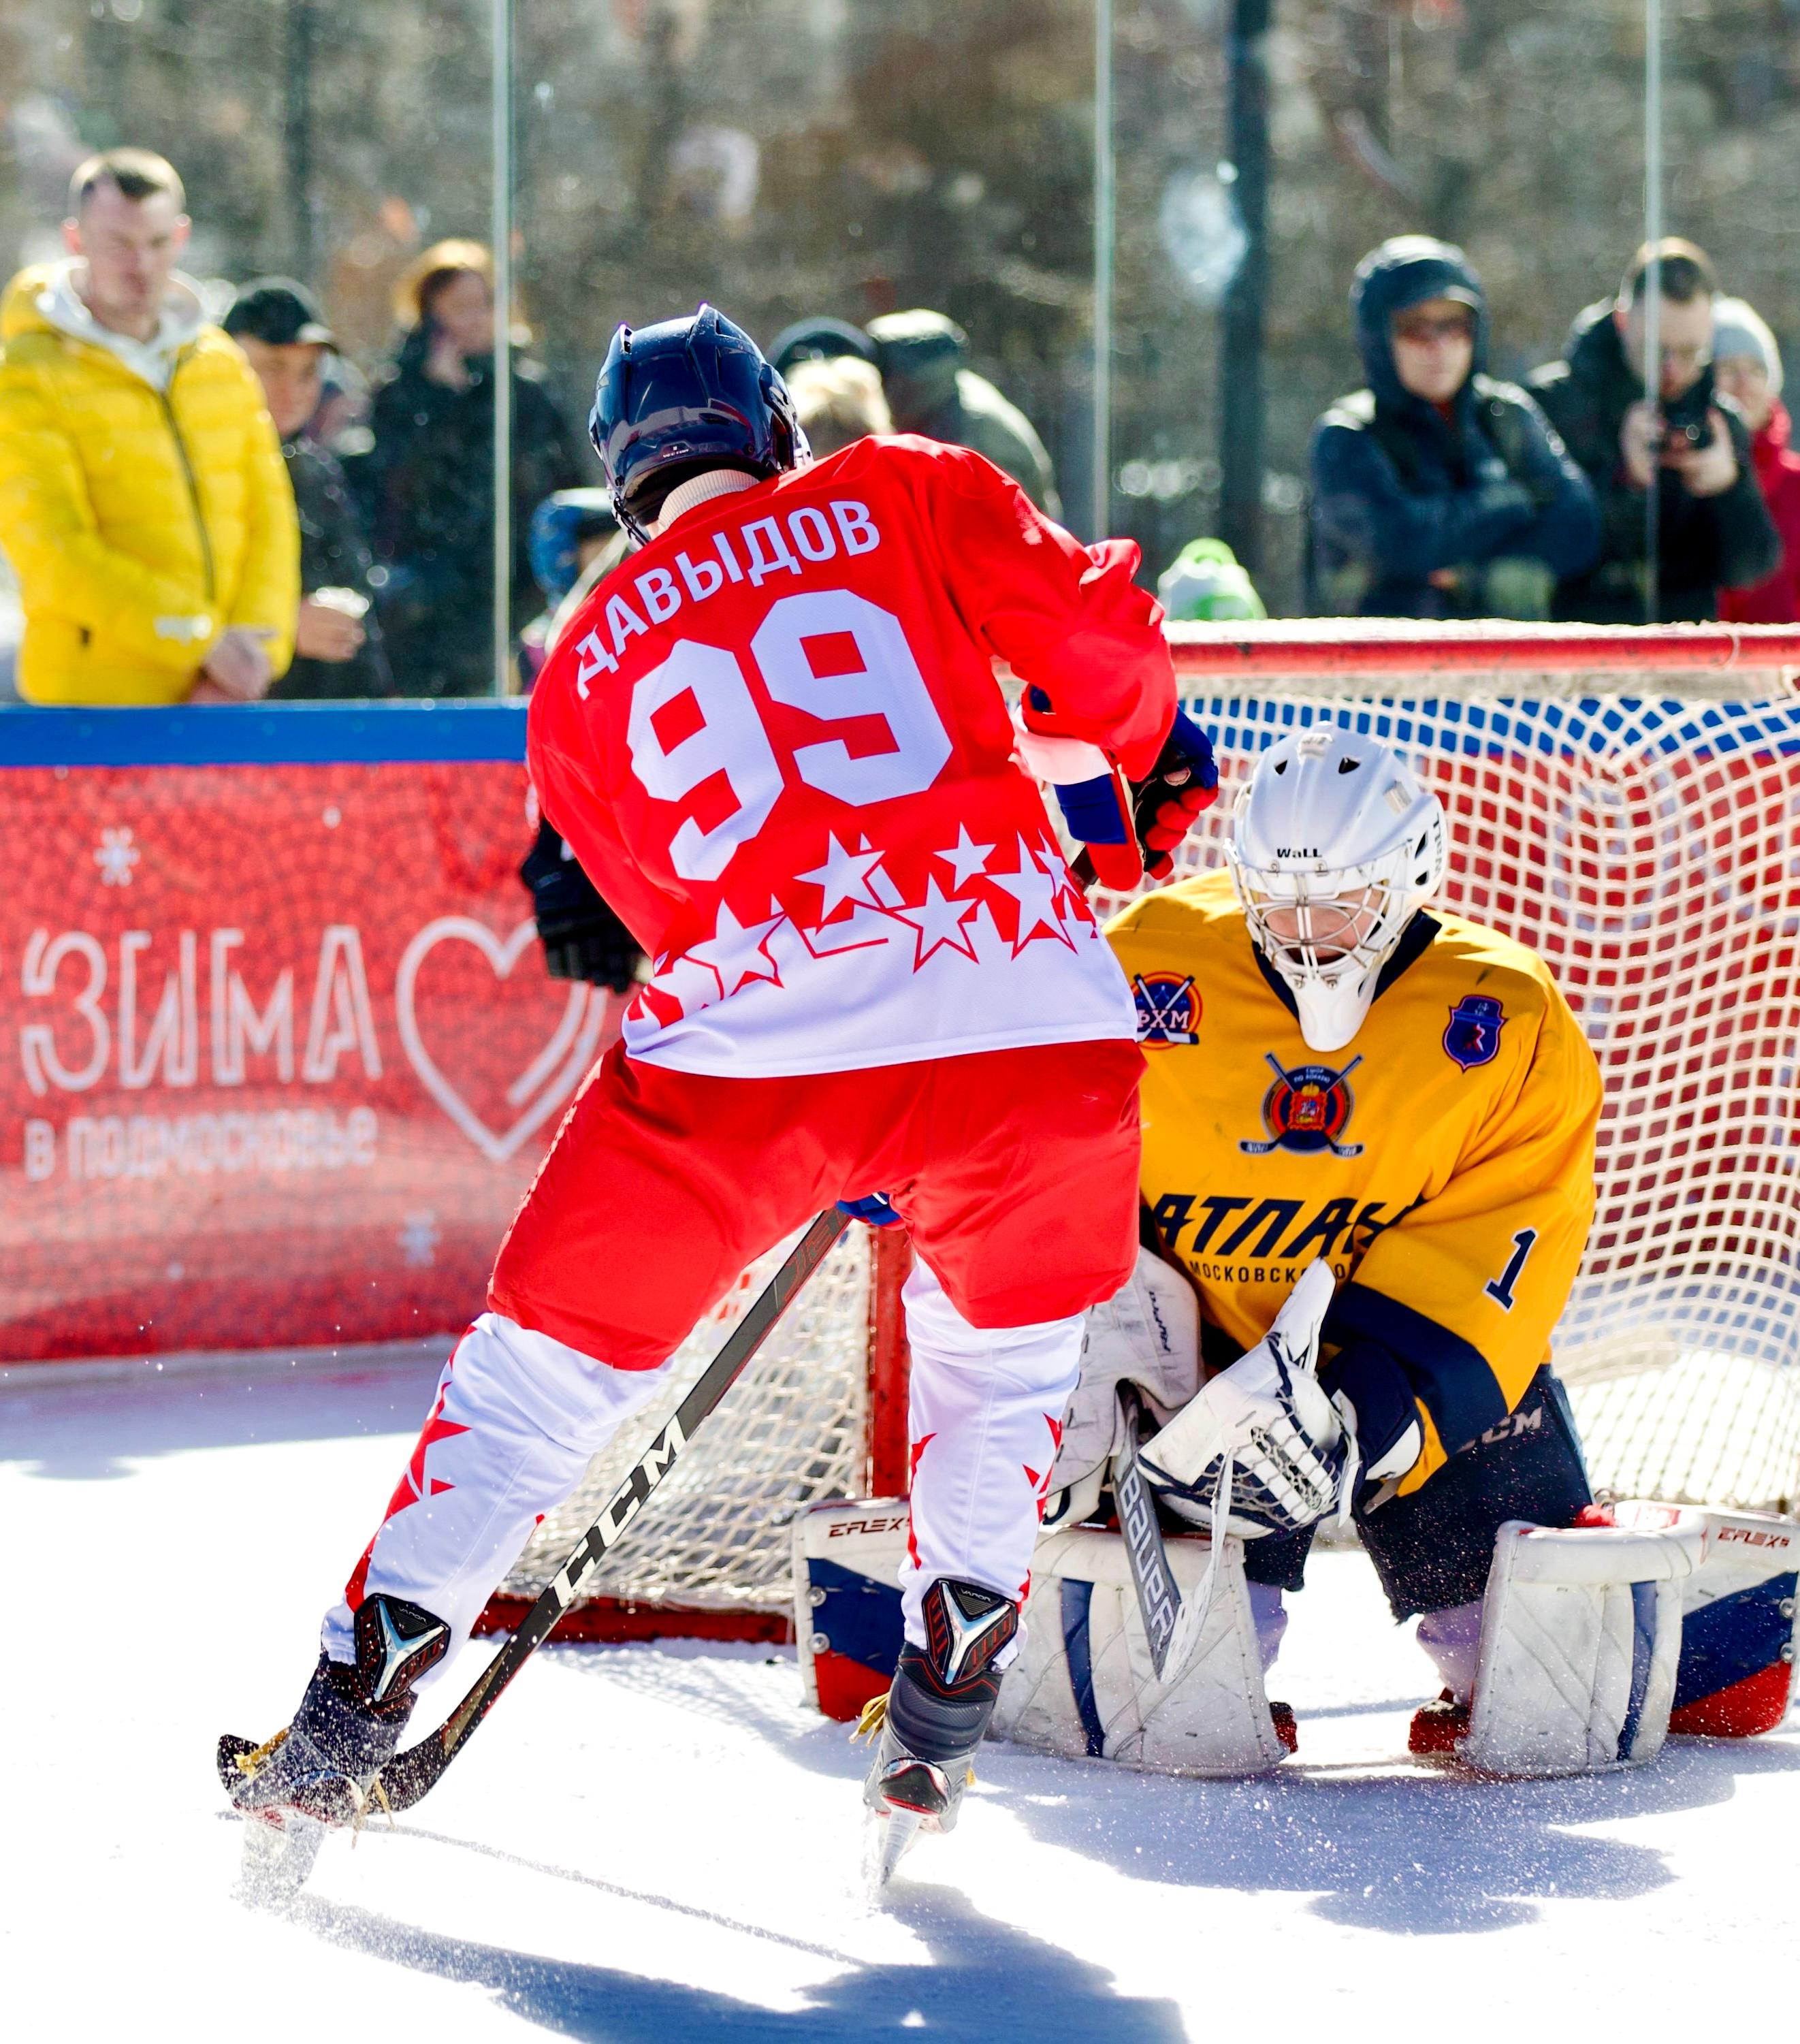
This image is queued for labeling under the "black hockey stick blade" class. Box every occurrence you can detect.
[374,1207,850,1813]
[1114,1383,1183,1680]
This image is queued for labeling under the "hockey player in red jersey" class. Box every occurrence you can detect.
[223,306,1215,1874]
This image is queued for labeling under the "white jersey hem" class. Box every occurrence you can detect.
[622,1017,1139,1081]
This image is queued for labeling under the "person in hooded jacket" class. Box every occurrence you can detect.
[0,150,297,705]
[352,240,584,697]
[1710,297,1800,627]
[1528,240,1779,624]
[1309,237,1597,619]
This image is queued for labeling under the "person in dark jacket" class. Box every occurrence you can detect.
[1528,240,1780,624]
[1310,237,1598,618]
[865,309,1061,517]
[353,240,584,696]
[223,278,393,699]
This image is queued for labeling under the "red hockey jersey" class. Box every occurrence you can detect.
[528,435,1176,1078]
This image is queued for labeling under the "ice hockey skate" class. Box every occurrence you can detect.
[218,1594,447,1900]
[860,1577,1018,1886]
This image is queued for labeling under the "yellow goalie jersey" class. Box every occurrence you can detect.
[1108,868,1601,1495]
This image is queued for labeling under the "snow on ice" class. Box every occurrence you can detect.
[4,1345,1799,2041]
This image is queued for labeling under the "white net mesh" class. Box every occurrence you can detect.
[1125,671,1800,1513]
[498,1224,872,1612]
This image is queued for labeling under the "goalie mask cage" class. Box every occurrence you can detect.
[481,619,1800,1644]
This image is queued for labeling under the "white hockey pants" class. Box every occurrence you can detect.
[322,1263,1085,1680]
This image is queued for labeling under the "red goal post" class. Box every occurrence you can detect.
[481,619,1800,1643]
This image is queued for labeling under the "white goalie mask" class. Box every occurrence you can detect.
[1225,726,1447,1053]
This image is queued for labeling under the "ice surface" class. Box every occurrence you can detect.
[5,1348,1799,2042]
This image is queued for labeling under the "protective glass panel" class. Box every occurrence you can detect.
[0,0,511,703]
[1110,3,1661,621]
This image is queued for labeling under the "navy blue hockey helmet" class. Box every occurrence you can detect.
[590,304,805,544]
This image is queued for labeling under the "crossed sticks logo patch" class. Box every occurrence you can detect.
[1131,972,1200,1046]
[1240,1052,1364,1157]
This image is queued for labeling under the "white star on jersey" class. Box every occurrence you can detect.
[987,838,1076,955]
[936,825,995,889]
[797,834,889,921]
[891,877,982,968]
[687,901,787,997]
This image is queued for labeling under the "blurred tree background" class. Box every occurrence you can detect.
[1,0,1797,613]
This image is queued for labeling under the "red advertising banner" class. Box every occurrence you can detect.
[2,759,622,1362]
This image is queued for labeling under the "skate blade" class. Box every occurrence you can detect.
[236,1808,327,1906]
[865,1804,926,1894]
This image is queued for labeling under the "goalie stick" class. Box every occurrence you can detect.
[370,1207,849,1813]
[1114,1382,1184,1678]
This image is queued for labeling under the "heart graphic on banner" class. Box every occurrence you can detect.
[395,916,608,1162]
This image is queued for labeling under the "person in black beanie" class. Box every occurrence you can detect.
[223,278,393,698]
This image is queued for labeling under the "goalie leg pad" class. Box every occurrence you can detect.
[1460,1518,1703,1777]
[794,1503,1288,1773]
[991,1527,1288,1777]
[1608,1502,1800,1738]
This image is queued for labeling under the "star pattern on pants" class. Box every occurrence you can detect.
[379,1382,470,1525]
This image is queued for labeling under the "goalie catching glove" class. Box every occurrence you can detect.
[1139,1259,1355,1539]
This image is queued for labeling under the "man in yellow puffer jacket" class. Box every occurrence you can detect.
[0,149,298,706]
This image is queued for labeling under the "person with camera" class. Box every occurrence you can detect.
[1530,240,1778,623]
[1308,236,1597,619]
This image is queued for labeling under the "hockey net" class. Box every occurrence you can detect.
[485,619,1800,1639]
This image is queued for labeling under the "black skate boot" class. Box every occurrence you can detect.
[218,1594,449,1900]
[862,1576,1018,1884]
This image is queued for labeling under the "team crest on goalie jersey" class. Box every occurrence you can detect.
[1443,994,1505,1072]
[1131,972,1200,1047]
[1240,1052,1364,1157]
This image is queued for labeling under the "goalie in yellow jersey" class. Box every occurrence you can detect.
[1045,723,1605,1759]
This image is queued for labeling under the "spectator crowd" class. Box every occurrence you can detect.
[1309,231,1790,625]
[1,147,1795,709]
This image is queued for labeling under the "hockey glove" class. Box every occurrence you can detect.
[1130,707,1219,879]
[519,818,643,991]
[1012,705,1144,892]
[1319,1337,1424,1504]
[837,1192,903,1227]
[1138,1259,1353,1539]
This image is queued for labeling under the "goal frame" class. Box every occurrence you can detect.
[477,618,1800,1644]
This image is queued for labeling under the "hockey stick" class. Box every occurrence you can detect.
[1113,1383,1184,1678]
[374,1207,850,1813]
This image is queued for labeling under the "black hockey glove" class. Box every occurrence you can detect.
[1319,1337,1425,1504]
[519,818,643,991]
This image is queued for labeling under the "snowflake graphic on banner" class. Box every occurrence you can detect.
[93,826,139,887]
[398,1212,440,1267]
